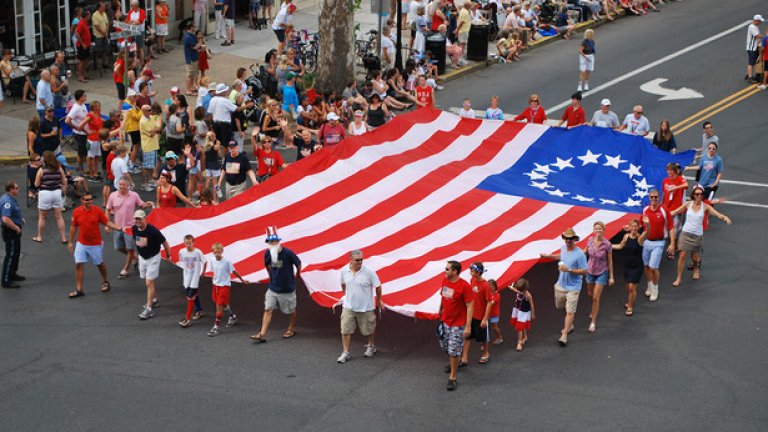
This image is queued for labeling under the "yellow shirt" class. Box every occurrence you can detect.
[458,9,471,35]
[139,115,160,152]
[123,103,142,132]
[92,11,109,38]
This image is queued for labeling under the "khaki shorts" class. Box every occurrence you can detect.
[458,32,469,44]
[265,290,296,314]
[185,61,198,79]
[554,285,580,314]
[340,308,377,336]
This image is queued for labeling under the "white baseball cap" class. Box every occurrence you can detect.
[327,112,340,121]
[600,98,611,106]
[754,14,765,22]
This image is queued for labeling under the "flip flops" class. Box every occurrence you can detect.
[68,290,84,299]
[282,330,296,339]
[100,281,111,293]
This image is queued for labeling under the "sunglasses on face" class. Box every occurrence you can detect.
[649,196,659,200]
[353,258,363,262]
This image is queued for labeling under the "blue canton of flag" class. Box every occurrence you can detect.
[477,126,695,213]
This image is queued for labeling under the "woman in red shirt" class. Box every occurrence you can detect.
[156,172,197,208]
[662,162,688,258]
[113,51,126,102]
[513,94,547,124]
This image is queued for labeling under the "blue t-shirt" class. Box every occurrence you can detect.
[556,245,587,292]
[183,32,198,64]
[699,153,723,188]
[264,247,301,293]
[0,193,23,227]
[281,84,299,113]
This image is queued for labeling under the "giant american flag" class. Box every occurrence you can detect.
[148,108,694,319]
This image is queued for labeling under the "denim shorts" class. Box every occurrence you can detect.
[586,271,609,285]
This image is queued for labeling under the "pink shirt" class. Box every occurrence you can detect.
[586,236,612,276]
[106,191,144,228]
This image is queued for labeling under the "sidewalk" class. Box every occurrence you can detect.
[0,1,615,164]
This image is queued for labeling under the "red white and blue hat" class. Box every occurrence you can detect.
[265,226,281,242]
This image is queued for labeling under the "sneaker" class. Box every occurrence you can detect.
[759,85,767,90]
[226,314,238,328]
[178,319,192,328]
[649,289,659,302]
[192,311,205,321]
[93,175,103,182]
[558,334,568,346]
[138,307,154,320]
[436,85,445,91]
[207,325,221,337]
[588,322,596,333]
[583,83,589,91]
[644,284,652,297]
[364,345,377,357]
[446,379,457,391]
[337,352,351,363]
[577,84,583,91]
[148,180,157,187]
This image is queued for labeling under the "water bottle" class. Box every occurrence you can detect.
[215,184,222,198]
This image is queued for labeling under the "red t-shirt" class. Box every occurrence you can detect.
[490,290,500,318]
[440,277,472,327]
[415,85,434,107]
[86,113,103,141]
[113,59,125,85]
[561,105,585,127]
[642,205,672,241]
[77,19,92,48]
[106,151,116,181]
[255,148,285,177]
[71,205,108,246]
[431,12,444,31]
[471,279,492,320]
[319,123,347,146]
[513,106,547,124]
[662,175,686,212]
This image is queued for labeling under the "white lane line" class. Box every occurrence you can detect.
[722,201,768,210]
[683,177,768,188]
[544,20,751,115]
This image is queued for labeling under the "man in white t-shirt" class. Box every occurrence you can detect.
[111,145,132,189]
[380,26,395,71]
[272,3,296,54]
[618,105,650,136]
[336,249,382,364]
[65,89,89,172]
[746,14,764,82]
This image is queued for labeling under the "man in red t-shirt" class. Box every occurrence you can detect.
[558,91,585,128]
[414,75,435,107]
[254,134,287,182]
[67,192,124,298]
[76,9,93,83]
[438,260,473,391]
[461,262,493,366]
[641,189,675,302]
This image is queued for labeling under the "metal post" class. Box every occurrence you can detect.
[395,0,402,70]
[377,0,383,59]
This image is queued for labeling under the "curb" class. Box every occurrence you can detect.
[438,10,627,84]
[0,153,79,167]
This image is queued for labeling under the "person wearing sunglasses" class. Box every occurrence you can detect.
[696,142,723,201]
[438,260,472,391]
[641,188,675,302]
[669,186,731,286]
[540,228,587,347]
[513,94,547,124]
[618,105,650,136]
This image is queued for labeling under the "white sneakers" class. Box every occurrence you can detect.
[338,345,377,363]
[364,344,377,357]
[336,352,351,363]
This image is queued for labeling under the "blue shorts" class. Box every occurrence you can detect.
[489,316,499,324]
[74,242,104,265]
[250,0,261,13]
[586,271,609,285]
[142,150,157,169]
[642,240,665,270]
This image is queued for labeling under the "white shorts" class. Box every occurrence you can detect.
[205,169,221,178]
[87,140,102,158]
[156,24,169,36]
[139,253,161,280]
[579,54,595,72]
[225,19,235,29]
[37,189,64,210]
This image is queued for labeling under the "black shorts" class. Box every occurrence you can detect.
[77,47,91,60]
[747,50,759,66]
[116,83,126,101]
[273,29,286,42]
[764,60,768,73]
[74,134,88,158]
[468,318,489,342]
[128,131,141,147]
[166,137,183,156]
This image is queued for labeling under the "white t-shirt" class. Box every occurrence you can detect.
[340,265,381,312]
[622,114,650,135]
[591,110,619,128]
[67,103,89,136]
[458,107,476,118]
[111,156,129,189]
[209,256,235,287]
[272,8,291,30]
[381,36,395,64]
[207,96,237,122]
[746,23,760,51]
[179,248,205,288]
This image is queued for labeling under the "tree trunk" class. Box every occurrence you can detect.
[315,0,356,95]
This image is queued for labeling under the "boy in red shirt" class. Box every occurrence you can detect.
[83,101,104,181]
[414,75,434,107]
[461,262,493,365]
[558,91,585,128]
[254,134,287,183]
[438,260,473,391]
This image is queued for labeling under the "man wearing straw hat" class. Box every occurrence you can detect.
[540,227,587,347]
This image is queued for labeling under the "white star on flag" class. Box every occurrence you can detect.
[622,198,642,207]
[577,150,602,166]
[524,171,548,181]
[531,181,551,190]
[547,188,569,197]
[633,189,649,198]
[622,163,643,178]
[603,154,627,169]
[573,195,594,202]
[552,157,575,171]
[533,163,554,174]
[600,198,618,205]
[633,178,650,190]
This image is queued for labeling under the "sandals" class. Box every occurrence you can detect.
[516,342,523,351]
[625,308,634,317]
[692,260,701,280]
[118,270,129,280]
[282,330,296,339]
[32,237,42,243]
[672,280,681,287]
[100,281,111,293]
[492,338,504,346]
[250,333,266,343]
[68,290,84,299]
[478,355,489,364]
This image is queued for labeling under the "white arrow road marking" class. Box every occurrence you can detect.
[640,78,704,101]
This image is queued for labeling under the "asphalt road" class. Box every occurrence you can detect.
[1,1,767,430]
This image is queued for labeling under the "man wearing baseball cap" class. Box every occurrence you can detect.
[318,112,347,147]
[746,15,764,82]
[132,209,172,320]
[589,98,620,129]
[217,141,258,199]
[540,228,587,347]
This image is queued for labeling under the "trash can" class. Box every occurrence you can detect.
[467,24,490,62]
[425,33,447,75]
